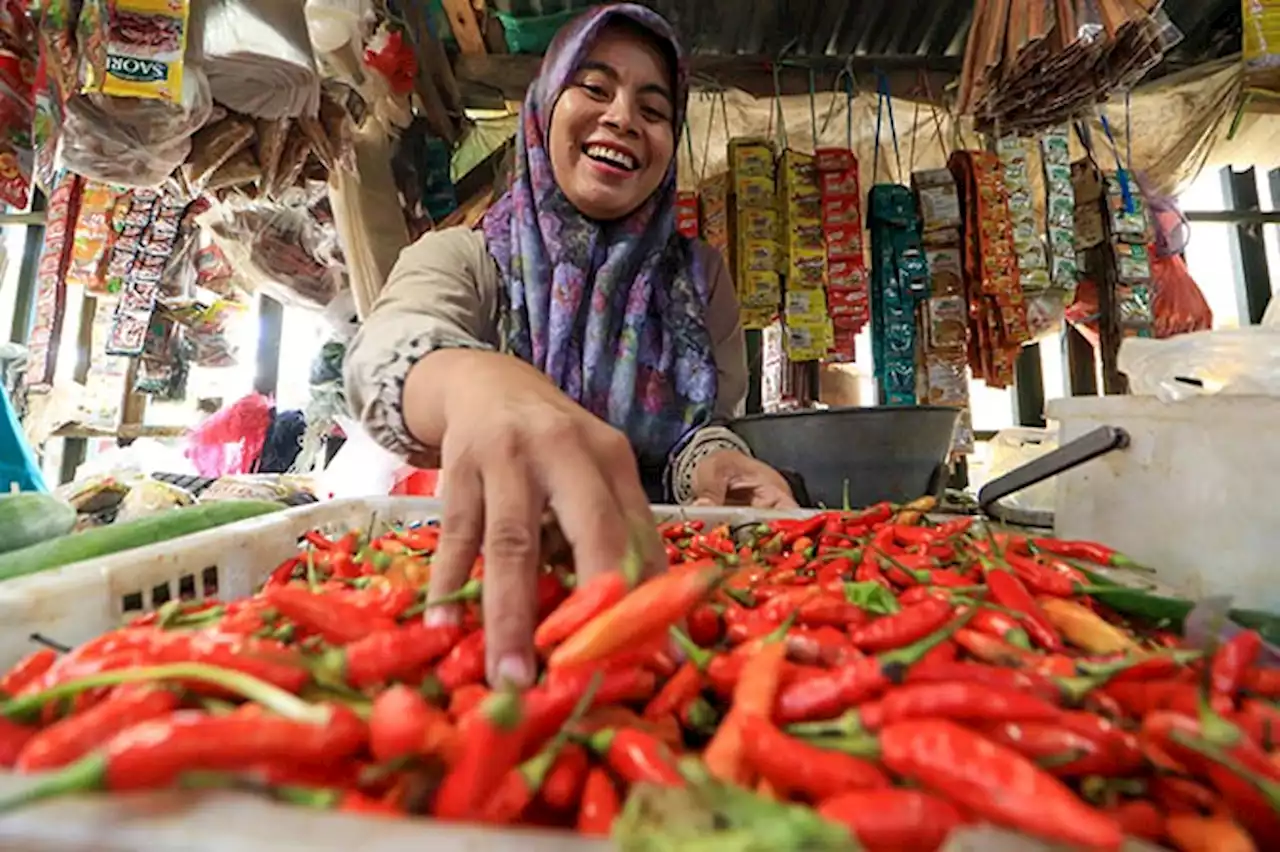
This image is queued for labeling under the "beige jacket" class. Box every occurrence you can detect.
[344,227,750,492]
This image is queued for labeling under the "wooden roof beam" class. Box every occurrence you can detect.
[454,53,963,109]
[441,0,487,55]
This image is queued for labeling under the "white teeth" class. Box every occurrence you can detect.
[585,144,637,170]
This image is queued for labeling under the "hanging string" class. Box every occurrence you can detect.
[845,71,855,152]
[682,115,696,181]
[1124,90,1134,172]
[719,88,731,144]
[772,59,788,150]
[908,98,921,175]
[920,69,949,162]
[873,69,902,183]
[808,66,819,148]
[698,91,718,184]
[1098,108,1134,214]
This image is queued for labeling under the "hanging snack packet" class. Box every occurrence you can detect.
[81,0,189,103]
[0,0,36,209]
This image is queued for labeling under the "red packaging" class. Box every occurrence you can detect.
[675,190,700,239]
[820,169,859,199]
[815,147,857,173]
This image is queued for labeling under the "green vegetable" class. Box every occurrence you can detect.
[614,758,857,852]
[0,500,283,582]
[0,493,77,555]
[844,581,900,616]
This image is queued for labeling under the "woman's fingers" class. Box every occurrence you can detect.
[480,452,543,690]
[591,426,664,581]
[540,432,633,589]
[426,457,484,628]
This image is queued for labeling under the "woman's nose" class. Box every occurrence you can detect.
[600,95,639,135]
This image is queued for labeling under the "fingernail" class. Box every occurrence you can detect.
[424,605,461,628]
[493,653,533,690]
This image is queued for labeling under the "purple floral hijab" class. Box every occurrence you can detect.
[480,3,718,470]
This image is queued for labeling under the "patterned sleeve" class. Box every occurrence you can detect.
[343,229,500,461]
[667,424,754,505]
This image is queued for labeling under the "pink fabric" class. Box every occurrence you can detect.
[185,393,274,477]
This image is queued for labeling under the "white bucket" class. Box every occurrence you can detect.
[1047,395,1280,609]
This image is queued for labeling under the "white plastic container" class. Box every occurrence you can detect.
[1048,395,1280,609]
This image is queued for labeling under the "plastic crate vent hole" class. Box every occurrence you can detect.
[202,566,218,597]
[121,592,145,614]
[151,583,172,607]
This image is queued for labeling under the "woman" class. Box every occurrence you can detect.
[345,3,796,688]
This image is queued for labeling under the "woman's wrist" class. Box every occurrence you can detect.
[667,425,752,505]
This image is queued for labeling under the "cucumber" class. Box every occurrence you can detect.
[0,499,284,582]
[0,493,78,555]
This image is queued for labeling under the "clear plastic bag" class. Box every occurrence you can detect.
[1119,329,1280,402]
[985,428,1059,513]
[197,195,344,309]
[115,477,196,523]
[60,66,216,187]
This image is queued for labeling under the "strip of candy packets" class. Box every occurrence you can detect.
[105,189,188,355]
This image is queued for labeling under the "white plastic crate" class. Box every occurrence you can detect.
[0,497,803,670]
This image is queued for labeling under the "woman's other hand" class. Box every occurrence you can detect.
[404,349,664,690]
[690,449,798,509]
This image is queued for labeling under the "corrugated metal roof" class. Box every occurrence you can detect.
[485,0,1241,73]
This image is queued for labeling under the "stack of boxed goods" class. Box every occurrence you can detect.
[779,150,828,362]
[816,146,866,361]
[730,138,780,331]
[913,168,972,453]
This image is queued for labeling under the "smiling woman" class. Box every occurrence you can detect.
[343,3,796,690]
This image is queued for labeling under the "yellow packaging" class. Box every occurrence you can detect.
[781,150,820,195]
[735,176,776,208]
[82,0,190,102]
[740,238,779,273]
[730,138,776,179]
[787,195,822,227]
[789,223,825,255]
[739,208,778,241]
[739,270,780,305]
[784,319,829,361]
[789,250,826,287]
[699,172,730,213]
[785,288,827,321]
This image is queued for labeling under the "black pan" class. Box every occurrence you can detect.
[730,406,960,509]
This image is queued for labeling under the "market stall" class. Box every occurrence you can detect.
[0,0,1278,848]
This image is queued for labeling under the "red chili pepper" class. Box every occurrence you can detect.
[741,715,887,800]
[818,788,964,852]
[1102,680,1200,719]
[845,598,953,652]
[587,727,682,787]
[15,685,180,772]
[263,585,397,646]
[548,559,721,670]
[539,742,589,811]
[0,716,36,768]
[876,719,1124,850]
[953,628,1041,668]
[967,608,1032,649]
[448,684,490,720]
[476,744,561,825]
[643,661,702,721]
[1242,666,1280,701]
[577,767,620,836]
[264,557,302,588]
[1211,630,1263,713]
[704,635,788,785]
[434,690,526,820]
[781,514,827,546]
[326,622,464,689]
[905,661,1064,703]
[982,568,1064,652]
[1031,537,1135,567]
[774,613,970,723]
[686,603,724,645]
[2,707,367,803]
[1003,553,1079,597]
[980,720,1143,777]
[534,570,631,654]
[1235,699,1280,750]
[396,526,439,551]
[369,684,458,765]
[1107,800,1166,844]
[435,631,486,692]
[518,667,654,757]
[0,649,58,697]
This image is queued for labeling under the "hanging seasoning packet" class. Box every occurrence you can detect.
[81,0,189,103]
[0,0,37,210]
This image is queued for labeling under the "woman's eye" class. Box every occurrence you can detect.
[642,107,669,123]
[581,83,608,99]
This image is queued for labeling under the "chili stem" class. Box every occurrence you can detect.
[1,664,327,725]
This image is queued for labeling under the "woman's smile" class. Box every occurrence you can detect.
[548,24,675,220]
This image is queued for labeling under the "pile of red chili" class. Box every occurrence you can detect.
[0,500,1275,852]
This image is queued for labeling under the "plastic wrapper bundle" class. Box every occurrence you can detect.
[199,474,314,503]
[197,196,344,310]
[198,0,321,119]
[1119,326,1280,403]
[185,392,273,477]
[59,65,215,187]
[114,477,196,524]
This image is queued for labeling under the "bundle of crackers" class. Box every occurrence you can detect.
[957,0,1176,129]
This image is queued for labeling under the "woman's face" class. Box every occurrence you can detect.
[547,26,675,221]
